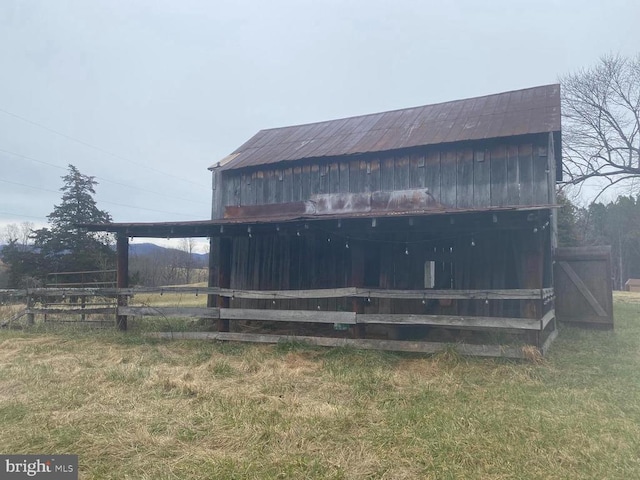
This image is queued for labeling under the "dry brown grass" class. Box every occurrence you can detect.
[1,298,640,478]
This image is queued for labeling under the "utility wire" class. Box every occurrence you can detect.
[0,106,210,188]
[0,210,47,221]
[0,147,206,205]
[0,178,203,218]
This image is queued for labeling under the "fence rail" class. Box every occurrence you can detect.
[1,286,557,358]
[1,286,550,300]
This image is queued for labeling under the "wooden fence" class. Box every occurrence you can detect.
[0,286,556,359]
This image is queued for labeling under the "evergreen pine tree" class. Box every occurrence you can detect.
[32,164,114,278]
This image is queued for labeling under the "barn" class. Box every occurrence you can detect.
[86,84,566,357]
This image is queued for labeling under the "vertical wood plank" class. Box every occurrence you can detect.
[518,144,534,205]
[349,159,362,193]
[490,144,508,206]
[211,167,224,219]
[409,153,425,188]
[310,163,321,195]
[240,172,250,206]
[533,142,549,205]
[292,166,303,202]
[440,149,457,207]
[394,155,410,190]
[230,173,241,207]
[301,164,311,200]
[274,169,283,204]
[263,169,274,204]
[329,162,340,193]
[456,148,474,208]
[256,171,266,205]
[339,161,350,193]
[368,158,381,192]
[319,163,329,194]
[473,148,491,207]
[507,144,520,205]
[282,167,293,203]
[425,150,441,201]
[380,157,395,191]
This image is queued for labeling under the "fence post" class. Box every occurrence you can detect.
[217,237,231,332]
[116,234,129,330]
[350,240,366,339]
[26,290,35,326]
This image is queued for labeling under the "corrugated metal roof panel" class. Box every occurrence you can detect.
[217,84,561,171]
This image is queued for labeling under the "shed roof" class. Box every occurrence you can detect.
[215,84,561,171]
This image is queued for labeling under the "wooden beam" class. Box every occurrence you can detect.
[5,286,545,301]
[217,287,359,299]
[118,307,220,318]
[219,308,356,324]
[29,307,115,315]
[357,313,541,330]
[353,288,542,300]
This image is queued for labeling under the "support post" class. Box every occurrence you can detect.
[116,234,129,331]
[217,237,231,332]
[522,231,543,347]
[26,291,35,326]
[350,240,366,339]
[207,237,220,308]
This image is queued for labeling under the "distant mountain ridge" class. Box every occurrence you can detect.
[0,242,209,265]
[129,243,209,265]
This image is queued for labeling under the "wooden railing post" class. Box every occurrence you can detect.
[217,237,231,332]
[350,241,366,339]
[26,290,35,326]
[116,234,129,331]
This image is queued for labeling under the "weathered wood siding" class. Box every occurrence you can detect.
[213,134,554,218]
[224,224,548,316]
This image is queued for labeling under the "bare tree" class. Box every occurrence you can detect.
[1,222,34,250]
[560,53,640,200]
[180,238,197,284]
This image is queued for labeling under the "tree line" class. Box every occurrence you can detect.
[557,191,640,289]
[0,165,205,288]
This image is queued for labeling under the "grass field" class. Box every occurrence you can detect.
[0,294,639,479]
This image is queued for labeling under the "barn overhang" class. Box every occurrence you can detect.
[80,204,555,239]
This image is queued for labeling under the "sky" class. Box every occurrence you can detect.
[0,0,639,250]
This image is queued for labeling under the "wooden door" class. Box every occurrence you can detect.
[554,246,614,329]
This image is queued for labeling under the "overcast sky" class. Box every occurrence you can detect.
[1,0,639,245]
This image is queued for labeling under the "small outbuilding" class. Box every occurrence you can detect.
[625,279,640,292]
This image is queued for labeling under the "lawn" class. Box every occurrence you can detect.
[0,294,639,479]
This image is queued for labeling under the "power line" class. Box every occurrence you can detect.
[0,178,59,195]
[0,178,204,218]
[0,147,207,205]
[0,210,47,221]
[0,106,210,188]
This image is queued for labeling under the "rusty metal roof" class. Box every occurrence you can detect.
[215,84,560,171]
